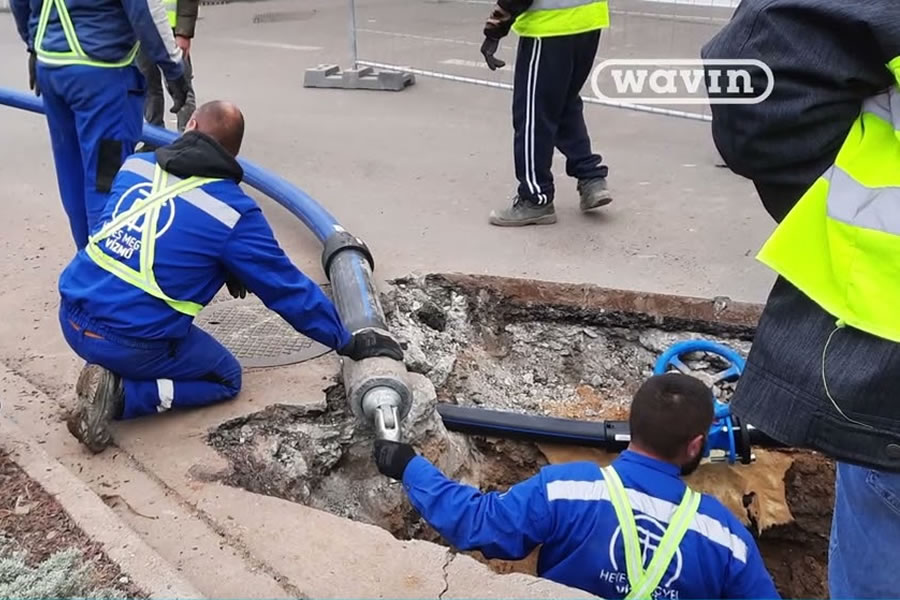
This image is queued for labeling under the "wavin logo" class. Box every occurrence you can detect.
[591,59,774,105]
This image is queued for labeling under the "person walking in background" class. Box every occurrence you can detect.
[137,0,199,134]
[9,0,190,249]
[479,0,612,227]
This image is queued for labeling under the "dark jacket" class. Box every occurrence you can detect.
[174,0,200,39]
[701,0,900,188]
[731,278,900,473]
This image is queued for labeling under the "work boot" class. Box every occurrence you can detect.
[66,364,124,454]
[577,177,613,212]
[488,196,557,227]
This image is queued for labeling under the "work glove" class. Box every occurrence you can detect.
[28,50,40,97]
[166,74,191,115]
[480,37,506,71]
[224,273,248,299]
[373,440,417,481]
[338,330,404,362]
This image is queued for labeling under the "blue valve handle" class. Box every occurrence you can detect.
[654,340,746,464]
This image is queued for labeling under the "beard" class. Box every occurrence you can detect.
[680,451,704,477]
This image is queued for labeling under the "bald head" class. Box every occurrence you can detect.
[185,101,245,157]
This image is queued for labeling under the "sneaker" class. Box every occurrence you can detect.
[577,177,613,211]
[66,364,124,454]
[488,197,557,227]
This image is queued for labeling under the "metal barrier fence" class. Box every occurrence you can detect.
[347,0,738,121]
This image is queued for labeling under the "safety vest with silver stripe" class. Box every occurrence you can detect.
[85,160,230,317]
[601,466,701,599]
[758,80,900,343]
[34,0,139,68]
[514,0,609,38]
[165,0,178,29]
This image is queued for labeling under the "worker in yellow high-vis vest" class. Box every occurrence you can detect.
[702,1,900,597]
[137,0,199,134]
[479,0,612,227]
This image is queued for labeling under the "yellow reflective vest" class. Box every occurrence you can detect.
[165,0,177,29]
[759,75,900,342]
[513,0,609,38]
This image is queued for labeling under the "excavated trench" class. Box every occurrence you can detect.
[209,274,834,599]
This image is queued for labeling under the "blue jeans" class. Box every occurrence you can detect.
[60,304,241,419]
[830,462,900,598]
[37,64,144,249]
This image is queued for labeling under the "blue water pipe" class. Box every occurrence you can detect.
[0,87,340,242]
[0,86,412,440]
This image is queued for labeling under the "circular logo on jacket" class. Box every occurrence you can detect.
[609,514,683,588]
[112,182,176,239]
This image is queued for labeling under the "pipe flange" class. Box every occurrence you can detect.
[348,373,412,423]
[322,230,375,275]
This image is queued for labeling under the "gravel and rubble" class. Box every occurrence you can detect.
[209,274,832,599]
[383,275,750,419]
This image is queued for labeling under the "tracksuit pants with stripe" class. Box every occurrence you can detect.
[60,303,242,419]
[513,30,608,205]
[37,64,145,249]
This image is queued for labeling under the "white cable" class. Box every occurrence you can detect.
[821,324,874,429]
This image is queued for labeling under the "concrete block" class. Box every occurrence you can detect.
[304,64,416,91]
[194,485,449,598]
[443,553,596,599]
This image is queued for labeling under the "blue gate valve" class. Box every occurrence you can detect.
[654,340,747,464]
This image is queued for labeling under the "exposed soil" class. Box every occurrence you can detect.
[209,275,833,598]
[0,451,146,598]
[755,451,833,599]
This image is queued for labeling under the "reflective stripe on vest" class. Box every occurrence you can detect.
[165,0,177,29]
[601,466,701,600]
[85,162,227,317]
[758,85,900,342]
[513,0,609,37]
[35,0,139,68]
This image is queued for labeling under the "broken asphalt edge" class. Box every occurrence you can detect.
[0,413,204,600]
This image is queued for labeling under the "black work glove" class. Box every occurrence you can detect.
[480,37,506,71]
[166,74,191,114]
[28,50,40,97]
[224,273,247,299]
[338,330,404,362]
[374,440,417,480]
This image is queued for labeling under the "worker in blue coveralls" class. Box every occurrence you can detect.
[60,101,404,453]
[9,0,191,249]
[374,373,779,599]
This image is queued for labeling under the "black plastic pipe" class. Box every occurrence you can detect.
[437,403,786,457]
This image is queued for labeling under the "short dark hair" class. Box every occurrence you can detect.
[193,101,245,156]
[629,373,714,460]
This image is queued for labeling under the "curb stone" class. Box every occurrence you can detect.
[0,414,204,600]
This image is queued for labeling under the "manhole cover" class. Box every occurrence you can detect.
[195,296,331,368]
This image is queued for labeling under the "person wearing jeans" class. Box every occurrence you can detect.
[703,1,900,597]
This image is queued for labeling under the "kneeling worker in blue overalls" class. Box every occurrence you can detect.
[60,101,403,453]
[374,373,779,599]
